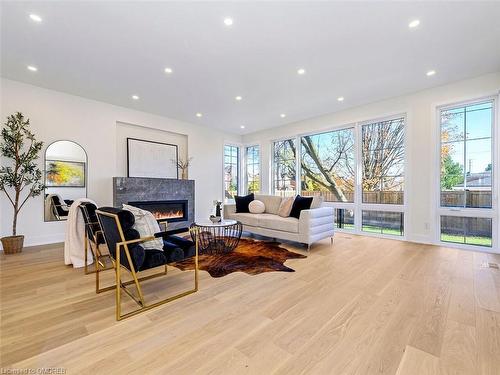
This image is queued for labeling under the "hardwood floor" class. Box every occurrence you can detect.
[1,233,499,374]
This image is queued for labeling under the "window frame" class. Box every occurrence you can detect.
[435,96,498,252]
[356,113,407,240]
[299,125,356,204]
[271,136,299,197]
[244,143,262,194]
[268,113,407,239]
[223,143,242,203]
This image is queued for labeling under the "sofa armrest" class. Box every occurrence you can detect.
[299,207,334,221]
[298,206,335,236]
[223,203,236,218]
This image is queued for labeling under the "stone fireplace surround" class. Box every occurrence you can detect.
[113,177,195,231]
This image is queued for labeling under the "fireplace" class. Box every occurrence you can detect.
[114,177,195,231]
[128,200,188,223]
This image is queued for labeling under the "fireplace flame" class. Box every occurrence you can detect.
[151,210,184,221]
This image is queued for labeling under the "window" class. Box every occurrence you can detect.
[246,145,260,194]
[224,145,239,201]
[300,128,355,202]
[440,216,492,247]
[440,102,493,208]
[362,210,404,236]
[362,117,405,204]
[269,114,406,238]
[438,99,496,250]
[334,209,355,230]
[273,139,297,197]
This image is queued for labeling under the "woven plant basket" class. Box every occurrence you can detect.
[1,235,24,254]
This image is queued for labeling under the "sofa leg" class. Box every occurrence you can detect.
[307,244,311,251]
[331,237,334,246]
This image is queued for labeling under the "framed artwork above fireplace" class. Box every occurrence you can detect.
[127,137,178,179]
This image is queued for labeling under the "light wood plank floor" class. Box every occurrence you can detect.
[1,233,499,374]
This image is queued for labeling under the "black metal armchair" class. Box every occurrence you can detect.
[79,202,113,275]
[50,195,70,220]
[95,207,199,320]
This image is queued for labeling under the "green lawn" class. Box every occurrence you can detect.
[362,225,403,236]
[441,234,492,247]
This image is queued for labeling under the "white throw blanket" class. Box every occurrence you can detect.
[64,198,98,268]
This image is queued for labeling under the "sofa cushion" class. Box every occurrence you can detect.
[249,200,265,214]
[255,194,283,215]
[235,193,254,213]
[231,213,261,227]
[289,196,313,219]
[278,196,294,217]
[258,214,299,233]
[311,196,324,209]
[123,204,164,250]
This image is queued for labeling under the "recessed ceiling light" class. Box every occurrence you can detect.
[426,70,436,76]
[280,114,286,118]
[297,68,306,75]
[131,95,139,100]
[27,65,38,72]
[240,125,245,129]
[408,19,420,29]
[164,67,173,74]
[29,14,42,23]
[235,96,242,101]
[196,113,203,118]
[223,18,233,26]
[337,96,344,102]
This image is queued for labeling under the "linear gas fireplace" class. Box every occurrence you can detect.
[113,177,195,231]
[128,200,188,223]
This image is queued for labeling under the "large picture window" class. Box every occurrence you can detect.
[224,145,239,201]
[273,139,297,197]
[269,115,406,238]
[440,101,493,208]
[300,128,355,202]
[246,145,260,194]
[362,117,405,205]
[438,99,495,249]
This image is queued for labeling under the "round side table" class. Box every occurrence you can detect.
[190,220,242,254]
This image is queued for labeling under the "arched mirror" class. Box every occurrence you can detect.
[44,140,87,222]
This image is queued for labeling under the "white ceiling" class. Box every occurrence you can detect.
[2,1,500,135]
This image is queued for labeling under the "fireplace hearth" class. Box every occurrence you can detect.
[128,200,188,223]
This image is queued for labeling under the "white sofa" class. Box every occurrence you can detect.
[224,194,334,250]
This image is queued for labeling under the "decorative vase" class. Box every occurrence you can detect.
[1,235,24,254]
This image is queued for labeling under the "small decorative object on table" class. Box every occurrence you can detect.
[209,215,221,223]
[209,200,222,223]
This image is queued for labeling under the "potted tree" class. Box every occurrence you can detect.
[0,112,44,254]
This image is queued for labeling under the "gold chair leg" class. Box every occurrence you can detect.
[116,244,121,321]
[110,226,201,321]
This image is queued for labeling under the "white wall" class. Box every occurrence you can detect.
[243,72,500,248]
[115,121,188,177]
[0,78,240,247]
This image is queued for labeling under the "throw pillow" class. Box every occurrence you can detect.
[235,193,254,213]
[249,200,265,214]
[289,195,313,219]
[122,204,164,250]
[310,196,324,209]
[278,196,295,217]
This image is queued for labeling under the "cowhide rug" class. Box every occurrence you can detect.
[170,238,306,278]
